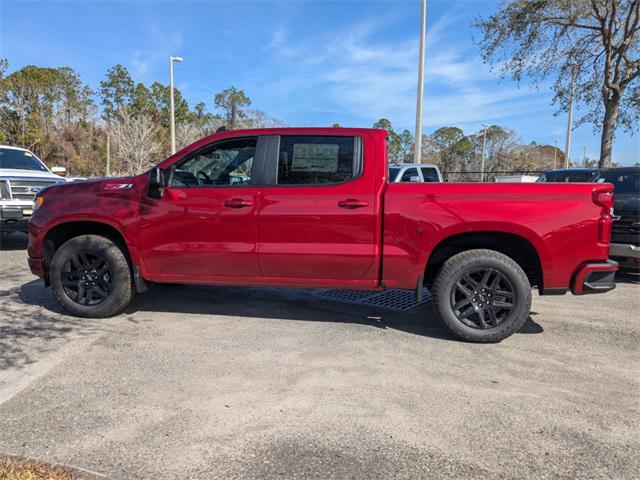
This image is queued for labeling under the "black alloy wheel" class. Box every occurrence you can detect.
[431,249,532,343]
[60,252,113,306]
[449,267,515,329]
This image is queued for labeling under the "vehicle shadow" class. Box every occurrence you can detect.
[124,283,542,340]
[14,282,543,360]
[0,232,28,251]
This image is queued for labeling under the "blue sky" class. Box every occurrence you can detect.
[2,0,638,165]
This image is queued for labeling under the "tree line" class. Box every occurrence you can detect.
[370,118,576,181]
[0,60,281,176]
[0,58,574,180]
[0,59,626,180]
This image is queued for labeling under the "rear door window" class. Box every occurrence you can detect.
[276,136,360,185]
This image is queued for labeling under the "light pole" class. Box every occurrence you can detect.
[480,123,488,182]
[553,140,558,169]
[413,0,426,164]
[564,65,577,168]
[169,55,183,155]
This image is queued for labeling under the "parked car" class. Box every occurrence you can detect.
[536,168,600,183]
[495,175,539,183]
[389,163,443,182]
[0,145,68,233]
[27,128,617,342]
[594,167,640,270]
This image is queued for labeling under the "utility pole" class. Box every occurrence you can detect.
[583,146,587,167]
[106,131,111,177]
[564,65,577,168]
[553,140,558,169]
[169,55,183,155]
[413,0,426,164]
[480,124,488,182]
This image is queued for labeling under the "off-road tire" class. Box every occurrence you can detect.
[50,234,134,317]
[431,249,532,343]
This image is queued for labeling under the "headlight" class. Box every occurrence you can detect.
[0,180,10,199]
[34,195,44,211]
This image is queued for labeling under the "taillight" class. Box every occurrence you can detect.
[594,189,614,244]
[593,190,614,211]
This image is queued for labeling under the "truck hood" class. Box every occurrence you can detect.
[614,195,640,214]
[0,168,66,181]
[40,175,142,196]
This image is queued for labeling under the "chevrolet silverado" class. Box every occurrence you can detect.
[27,128,618,342]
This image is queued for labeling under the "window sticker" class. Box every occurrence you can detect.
[291,143,339,172]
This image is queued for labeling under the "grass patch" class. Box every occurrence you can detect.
[0,457,86,480]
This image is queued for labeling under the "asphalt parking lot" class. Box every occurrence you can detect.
[1,232,639,479]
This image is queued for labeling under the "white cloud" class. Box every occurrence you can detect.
[126,24,184,84]
[258,12,550,132]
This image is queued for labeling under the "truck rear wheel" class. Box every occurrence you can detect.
[50,234,134,318]
[431,249,531,342]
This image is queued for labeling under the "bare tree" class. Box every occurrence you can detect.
[476,0,640,167]
[241,109,285,129]
[110,108,162,175]
[176,121,207,150]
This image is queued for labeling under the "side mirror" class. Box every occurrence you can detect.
[148,167,166,199]
[409,175,421,183]
[51,166,67,177]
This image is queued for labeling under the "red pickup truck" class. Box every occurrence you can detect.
[27,128,618,342]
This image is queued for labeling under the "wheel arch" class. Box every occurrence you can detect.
[424,231,543,291]
[42,221,133,279]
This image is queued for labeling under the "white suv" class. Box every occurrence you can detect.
[0,146,67,233]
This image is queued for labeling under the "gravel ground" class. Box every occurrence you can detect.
[1,232,639,479]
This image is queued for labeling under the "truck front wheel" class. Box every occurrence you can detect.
[431,249,531,342]
[50,234,134,318]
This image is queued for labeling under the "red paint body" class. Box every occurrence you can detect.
[27,128,615,294]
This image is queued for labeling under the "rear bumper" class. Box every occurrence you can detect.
[571,260,618,295]
[610,243,640,259]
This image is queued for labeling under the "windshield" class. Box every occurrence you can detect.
[389,167,401,181]
[594,170,640,194]
[537,170,597,182]
[0,148,49,172]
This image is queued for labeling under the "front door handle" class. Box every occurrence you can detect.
[338,199,369,209]
[225,198,254,209]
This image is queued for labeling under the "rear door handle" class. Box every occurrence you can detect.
[224,198,254,208]
[338,199,369,209]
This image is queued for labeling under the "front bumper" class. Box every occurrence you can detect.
[610,243,640,259]
[28,256,45,278]
[571,260,618,295]
[1,203,34,232]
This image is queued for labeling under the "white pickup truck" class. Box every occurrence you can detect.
[0,145,68,233]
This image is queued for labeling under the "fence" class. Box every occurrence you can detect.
[443,170,545,182]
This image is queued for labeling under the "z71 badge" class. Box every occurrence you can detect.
[103,183,133,190]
